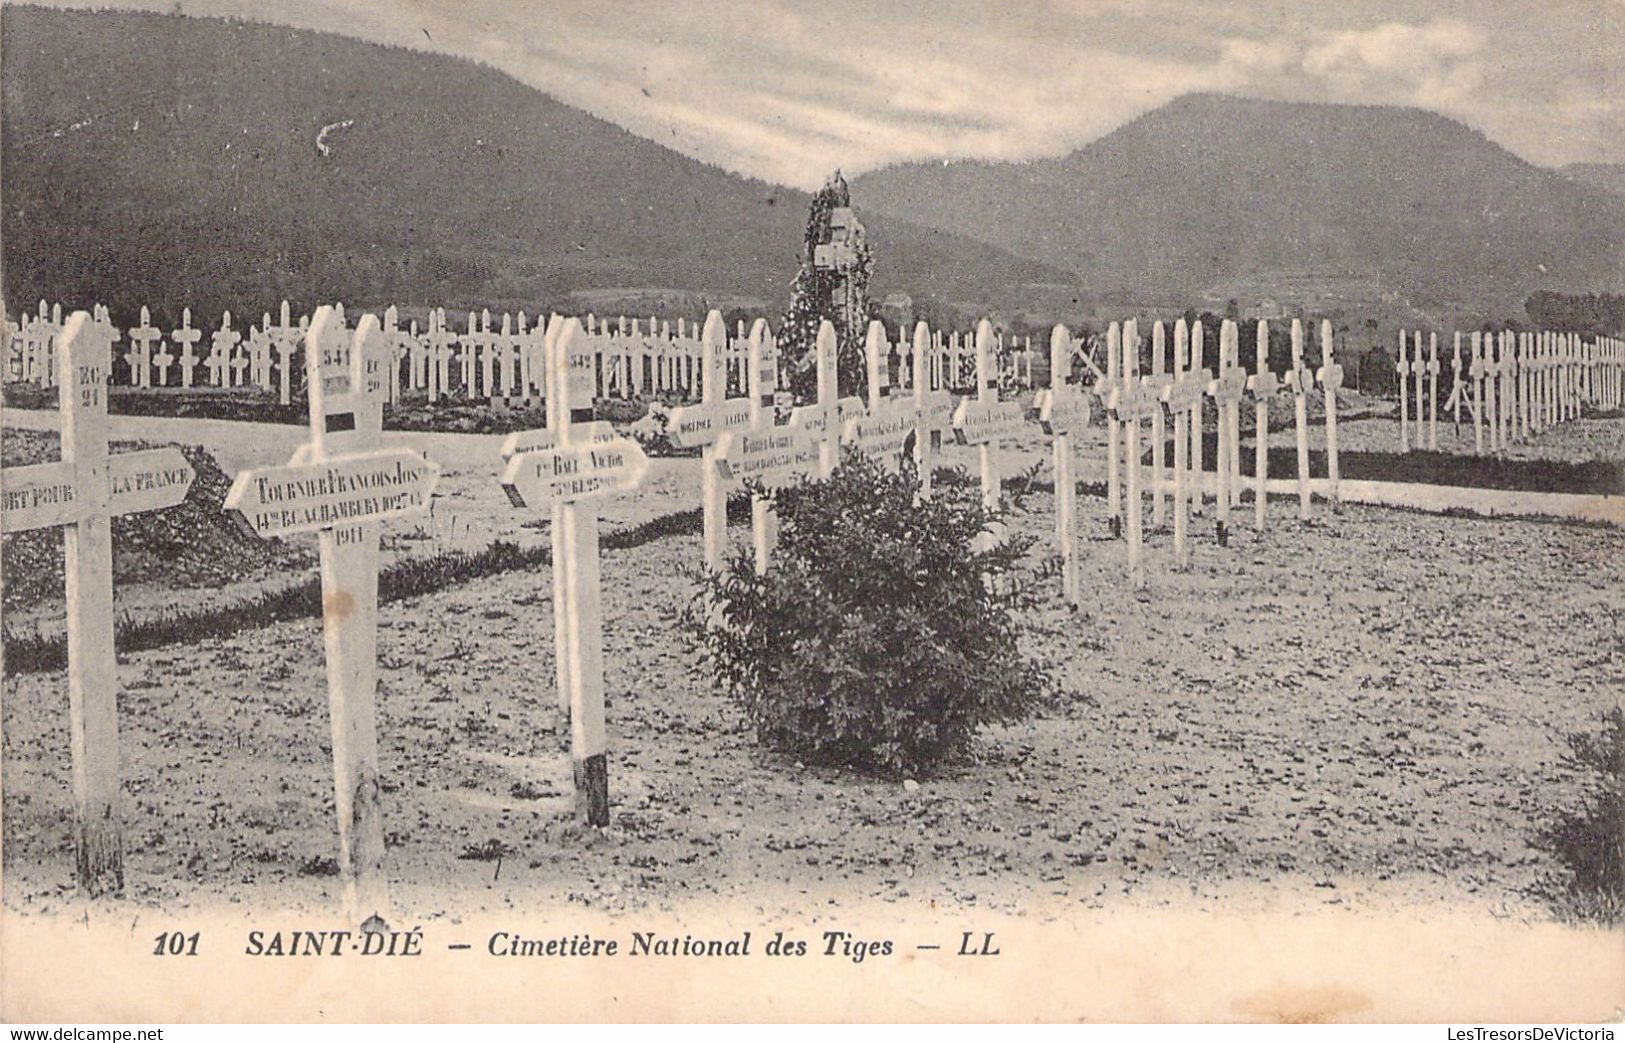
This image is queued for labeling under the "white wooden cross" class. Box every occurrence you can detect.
[1547,333,1560,428]
[475,309,497,399]
[1469,332,1486,454]
[427,308,452,403]
[501,317,649,827]
[224,306,439,921]
[1484,333,1501,452]
[1525,333,1540,433]
[952,319,1027,545]
[1094,322,1123,538]
[1427,331,1441,449]
[1207,320,1249,545]
[841,321,917,471]
[455,310,476,395]
[250,317,274,390]
[377,306,401,406]
[1246,320,1279,530]
[92,306,120,385]
[1162,319,1207,566]
[1108,320,1160,587]
[149,328,174,388]
[1502,331,1517,441]
[1553,333,1566,422]
[1,313,197,897]
[172,309,202,389]
[664,311,757,570]
[1189,320,1207,516]
[513,312,534,404]
[126,307,160,390]
[910,321,957,501]
[790,321,864,480]
[1450,332,1464,432]
[1501,331,1516,445]
[717,321,814,575]
[47,303,64,384]
[1527,333,1540,428]
[1282,319,1314,520]
[1395,330,1412,453]
[266,301,302,406]
[1146,321,1171,528]
[1411,331,1426,450]
[228,321,251,389]
[1316,319,1343,507]
[500,313,522,402]
[207,312,240,388]
[13,310,36,383]
[1034,323,1090,604]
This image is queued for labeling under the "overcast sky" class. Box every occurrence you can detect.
[35,0,1625,188]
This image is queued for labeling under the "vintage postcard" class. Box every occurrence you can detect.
[2,0,1623,1025]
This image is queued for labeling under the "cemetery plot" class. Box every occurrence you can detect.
[3,472,1619,919]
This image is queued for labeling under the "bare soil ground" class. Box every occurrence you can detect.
[4,445,1620,921]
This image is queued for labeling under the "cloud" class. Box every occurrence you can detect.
[1299,18,1489,106]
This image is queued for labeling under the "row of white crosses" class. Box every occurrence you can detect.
[0,313,198,897]
[1406,328,1625,454]
[12,301,1066,413]
[670,313,963,578]
[5,301,66,385]
[1084,317,1345,586]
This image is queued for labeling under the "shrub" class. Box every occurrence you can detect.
[686,448,1049,776]
[1532,707,1625,925]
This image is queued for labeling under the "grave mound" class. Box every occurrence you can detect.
[1,430,309,609]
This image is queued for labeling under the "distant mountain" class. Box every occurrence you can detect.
[0,5,1076,326]
[854,93,1625,315]
[1562,163,1625,198]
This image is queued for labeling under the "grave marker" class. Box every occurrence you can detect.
[126,307,159,389]
[952,320,1026,530]
[501,318,650,828]
[1283,319,1313,520]
[1411,331,1425,452]
[172,309,202,389]
[841,321,916,470]
[1189,320,1207,516]
[1034,323,1088,603]
[909,323,954,500]
[1427,332,1440,449]
[1246,320,1279,529]
[1451,332,1463,431]
[718,322,812,574]
[1396,330,1412,453]
[1146,322,1171,528]
[1094,322,1123,538]
[208,312,240,388]
[1109,321,1159,586]
[0,313,197,897]
[225,307,438,921]
[1207,321,1248,545]
[1469,332,1486,454]
[1316,320,1344,507]
[268,301,301,406]
[790,321,863,480]
[664,311,756,569]
[1162,319,1206,566]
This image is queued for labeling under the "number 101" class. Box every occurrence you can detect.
[153,931,200,956]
